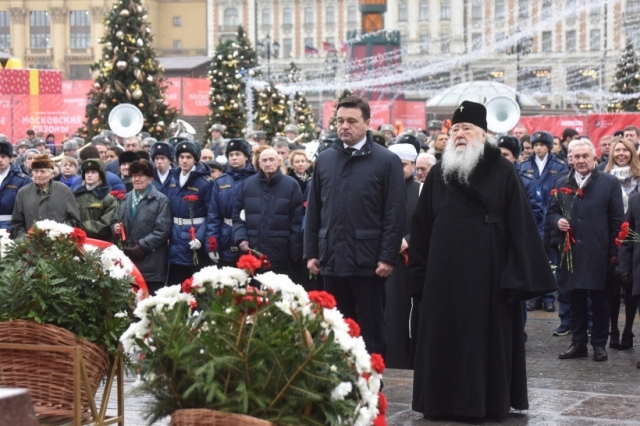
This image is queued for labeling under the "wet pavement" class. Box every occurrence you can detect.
[97,309,640,425]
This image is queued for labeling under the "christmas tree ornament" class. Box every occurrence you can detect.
[99,102,108,110]
[116,30,124,39]
[133,57,140,64]
[138,103,145,108]
[94,82,101,89]
[137,4,143,13]
[136,38,143,47]
[116,61,128,71]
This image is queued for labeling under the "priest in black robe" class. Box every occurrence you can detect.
[407,101,557,419]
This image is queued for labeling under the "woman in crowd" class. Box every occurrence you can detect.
[106,145,123,164]
[21,149,39,176]
[287,150,312,198]
[53,156,79,188]
[604,136,640,350]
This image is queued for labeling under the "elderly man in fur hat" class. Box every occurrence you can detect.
[408,101,556,420]
[11,154,80,238]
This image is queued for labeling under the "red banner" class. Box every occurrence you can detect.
[181,78,209,116]
[165,78,182,111]
[368,100,392,129]
[392,101,426,130]
[518,115,588,138]
[11,94,88,142]
[587,113,640,146]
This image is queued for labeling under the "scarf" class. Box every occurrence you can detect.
[131,185,151,218]
[610,165,640,197]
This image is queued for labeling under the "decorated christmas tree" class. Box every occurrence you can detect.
[283,63,316,142]
[236,26,261,78]
[254,82,290,140]
[203,40,247,142]
[81,0,177,139]
[327,89,354,133]
[608,37,640,112]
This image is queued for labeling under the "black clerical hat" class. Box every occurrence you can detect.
[451,101,487,132]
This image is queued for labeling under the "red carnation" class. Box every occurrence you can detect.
[182,277,194,293]
[189,226,196,240]
[237,254,262,275]
[378,392,388,415]
[183,195,199,203]
[550,188,558,196]
[70,228,87,244]
[373,414,386,426]
[616,238,622,247]
[259,254,271,270]
[308,290,337,310]
[110,189,126,200]
[576,188,583,197]
[344,318,361,337]
[560,187,573,195]
[208,236,217,252]
[370,353,385,374]
[189,299,198,308]
[622,222,630,230]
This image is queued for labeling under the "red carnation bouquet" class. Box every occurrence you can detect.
[616,221,640,246]
[550,187,583,272]
[236,249,271,276]
[183,194,199,265]
[110,189,126,201]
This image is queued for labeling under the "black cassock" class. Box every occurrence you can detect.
[385,177,421,369]
[407,144,556,417]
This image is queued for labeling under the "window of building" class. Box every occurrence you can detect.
[173,40,181,50]
[542,0,552,18]
[542,31,552,52]
[518,0,529,18]
[441,1,451,20]
[326,6,335,24]
[262,8,271,26]
[283,38,292,58]
[283,8,292,25]
[69,11,91,49]
[223,8,238,27]
[304,7,313,24]
[566,0,576,18]
[590,29,601,51]
[424,72,450,90]
[173,16,181,26]
[0,11,11,50]
[399,3,408,21]
[567,67,599,90]
[348,5,358,23]
[472,33,482,51]
[519,68,552,92]
[629,0,640,14]
[474,69,505,82]
[441,34,451,53]
[304,37,314,48]
[472,1,482,20]
[566,30,576,51]
[69,64,91,80]
[420,34,429,53]
[589,0,601,15]
[419,2,429,20]
[495,0,505,19]
[30,11,50,49]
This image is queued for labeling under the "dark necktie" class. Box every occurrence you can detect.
[346,147,357,156]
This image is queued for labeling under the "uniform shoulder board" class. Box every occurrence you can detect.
[18,173,28,178]
[218,184,232,189]
[555,158,565,165]
[527,169,535,173]
[187,186,199,192]
[549,170,557,174]
[204,176,213,182]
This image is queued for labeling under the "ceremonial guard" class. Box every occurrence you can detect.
[0,141,31,232]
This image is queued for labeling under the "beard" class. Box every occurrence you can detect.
[442,133,495,186]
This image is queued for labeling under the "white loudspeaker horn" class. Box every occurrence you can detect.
[108,104,144,138]
[485,96,521,134]
[175,119,196,135]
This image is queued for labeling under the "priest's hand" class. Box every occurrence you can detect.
[400,239,408,253]
[557,218,570,232]
[307,258,320,275]
[376,260,394,277]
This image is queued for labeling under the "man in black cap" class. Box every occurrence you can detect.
[151,141,177,197]
[426,120,443,147]
[0,141,31,231]
[408,100,556,420]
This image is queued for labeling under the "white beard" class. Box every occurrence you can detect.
[442,134,492,186]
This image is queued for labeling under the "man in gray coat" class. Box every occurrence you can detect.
[113,159,172,294]
[11,154,80,238]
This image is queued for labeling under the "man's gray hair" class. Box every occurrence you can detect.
[273,140,290,150]
[568,138,596,157]
[417,152,437,166]
[125,136,141,144]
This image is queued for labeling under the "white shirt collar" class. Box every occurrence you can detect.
[157,169,170,183]
[0,166,10,186]
[534,153,548,174]
[343,135,367,153]
[179,165,195,187]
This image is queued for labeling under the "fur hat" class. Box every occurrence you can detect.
[0,140,13,157]
[428,120,443,130]
[251,130,267,140]
[210,124,225,134]
[498,135,522,159]
[175,141,201,162]
[531,131,553,150]
[31,154,55,170]
[396,133,421,155]
[380,124,395,136]
[389,143,418,163]
[119,151,140,165]
[316,138,336,155]
[63,140,79,152]
[16,139,31,149]
[371,132,387,147]
[284,124,299,134]
[451,101,487,132]
[142,137,157,148]
[32,137,46,147]
[272,136,288,145]
[129,159,155,178]
[82,159,107,184]
[225,138,252,158]
[151,141,175,162]
[204,160,223,172]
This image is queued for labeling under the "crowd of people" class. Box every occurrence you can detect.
[1,96,639,420]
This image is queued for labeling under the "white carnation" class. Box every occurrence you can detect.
[330,382,353,401]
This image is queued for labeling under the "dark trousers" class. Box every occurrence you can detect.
[145,280,166,296]
[168,264,200,287]
[570,289,609,346]
[609,286,638,337]
[323,275,387,358]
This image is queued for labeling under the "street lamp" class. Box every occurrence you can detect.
[257,35,280,78]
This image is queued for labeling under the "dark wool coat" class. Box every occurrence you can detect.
[619,192,640,297]
[112,184,172,283]
[385,177,421,370]
[232,169,303,269]
[0,164,30,231]
[407,143,556,417]
[304,131,406,276]
[11,180,81,239]
[547,167,624,291]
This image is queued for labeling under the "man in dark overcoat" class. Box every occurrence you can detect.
[548,139,624,362]
[304,95,406,358]
[408,101,556,419]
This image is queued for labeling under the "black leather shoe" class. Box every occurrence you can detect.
[543,302,555,312]
[609,332,620,349]
[619,334,634,350]
[527,300,542,311]
[559,342,588,359]
[593,345,608,361]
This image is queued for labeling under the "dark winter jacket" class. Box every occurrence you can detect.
[619,192,640,297]
[208,162,256,263]
[112,184,172,283]
[0,164,31,231]
[167,163,214,265]
[74,183,118,241]
[70,169,125,192]
[152,168,179,198]
[304,131,406,276]
[233,168,303,268]
[53,173,78,188]
[546,167,624,291]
